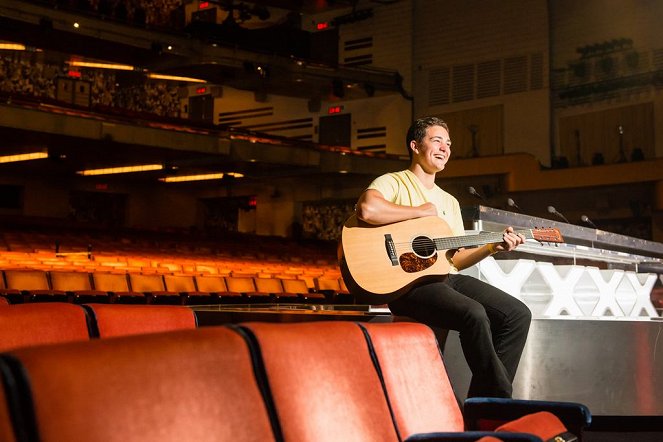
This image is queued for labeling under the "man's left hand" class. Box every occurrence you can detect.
[496,226,526,252]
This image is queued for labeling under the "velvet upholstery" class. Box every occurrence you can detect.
[495,411,567,440]
[361,322,465,438]
[83,304,197,338]
[242,321,400,442]
[3,270,67,302]
[2,326,276,442]
[464,397,591,436]
[49,271,108,303]
[0,303,90,352]
[91,272,145,303]
[0,378,16,442]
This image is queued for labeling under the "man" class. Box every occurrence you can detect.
[355,116,531,398]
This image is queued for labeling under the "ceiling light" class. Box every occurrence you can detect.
[0,151,48,163]
[147,73,206,83]
[159,172,244,182]
[68,60,135,71]
[77,164,163,176]
[0,43,26,51]
[159,173,224,183]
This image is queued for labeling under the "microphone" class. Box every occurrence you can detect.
[547,205,570,224]
[580,215,597,229]
[468,186,485,201]
[506,198,521,212]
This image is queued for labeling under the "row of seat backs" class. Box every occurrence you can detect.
[0,321,468,442]
[0,269,326,303]
[0,303,197,353]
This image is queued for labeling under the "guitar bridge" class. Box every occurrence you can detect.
[384,234,398,266]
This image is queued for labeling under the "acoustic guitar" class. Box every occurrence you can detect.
[339,215,563,304]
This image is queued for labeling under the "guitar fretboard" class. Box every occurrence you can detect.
[434,230,534,250]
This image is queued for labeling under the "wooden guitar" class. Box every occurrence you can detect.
[339,215,563,304]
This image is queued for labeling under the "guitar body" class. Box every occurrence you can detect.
[340,215,455,304]
[340,215,562,305]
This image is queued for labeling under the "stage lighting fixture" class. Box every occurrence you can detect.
[77,164,163,176]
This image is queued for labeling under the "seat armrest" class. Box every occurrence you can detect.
[405,430,542,441]
[463,397,591,435]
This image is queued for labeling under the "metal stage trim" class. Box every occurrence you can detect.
[443,316,663,416]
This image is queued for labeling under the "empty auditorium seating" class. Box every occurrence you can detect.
[91,272,145,304]
[242,321,400,441]
[2,270,67,303]
[194,275,236,303]
[0,321,591,441]
[253,277,299,303]
[0,303,90,352]
[281,278,325,302]
[49,271,109,304]
[0,327,277,442]
[225,276,265,302]
[128,273,181,304]
[83,304,197,338]
[162,274,213,305]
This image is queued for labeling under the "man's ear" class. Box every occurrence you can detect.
[409,140,418,155]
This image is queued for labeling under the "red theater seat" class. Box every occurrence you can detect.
[241,321,400,442]
[91,272,145,304]
[3,270,67,303]
[83,304,197,338]
[360,322,465,438]
[0,327,277,442]
[0,303,90,352]
[129,273,180,304]
[163,274,213,305]
[49,271,109,304]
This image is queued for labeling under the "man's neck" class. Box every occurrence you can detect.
[408,164,437,189]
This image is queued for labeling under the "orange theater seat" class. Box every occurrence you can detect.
[241,321,400,442]
[0,381,16,442]
[163,274,214,305]
[83,304,197,338]
[129,273,181,305]
[0,327,278,442]
[91,272,145,304]
[0,303,90,352]
[360,322,465,438]
[49,271,109,304]
[3,269,67,303]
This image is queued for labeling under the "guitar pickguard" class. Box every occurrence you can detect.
[399,252,437,273]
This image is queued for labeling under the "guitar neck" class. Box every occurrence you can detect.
[434,229,533,250]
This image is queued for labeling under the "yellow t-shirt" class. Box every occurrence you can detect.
[366,169,465,236]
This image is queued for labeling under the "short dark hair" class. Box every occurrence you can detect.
[406,116,449,159]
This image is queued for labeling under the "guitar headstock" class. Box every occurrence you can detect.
[531,228,564,243]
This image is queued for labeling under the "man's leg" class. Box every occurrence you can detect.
[446,274,532,382]
[388,279,513,398]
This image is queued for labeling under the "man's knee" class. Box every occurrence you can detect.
[463,303,491,327]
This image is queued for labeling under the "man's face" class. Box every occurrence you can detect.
[411,125,452,173]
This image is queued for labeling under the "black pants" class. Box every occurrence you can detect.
[388,273,531,398]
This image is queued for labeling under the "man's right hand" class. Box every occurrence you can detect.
[417,202,438,218]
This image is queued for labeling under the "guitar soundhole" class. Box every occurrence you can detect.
[412,236,436,259]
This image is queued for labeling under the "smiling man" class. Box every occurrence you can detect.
[354,116,531,399]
